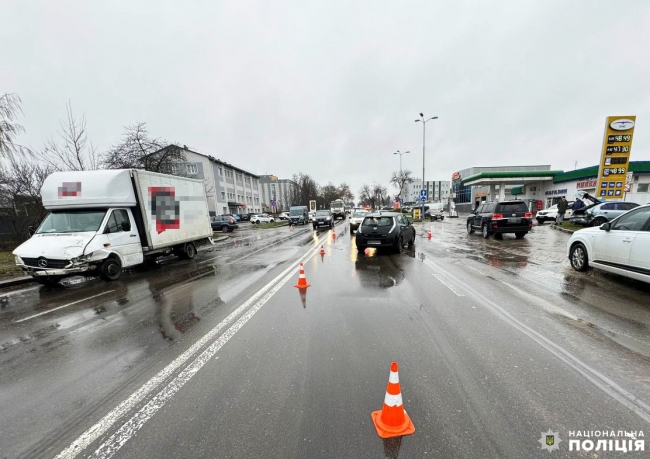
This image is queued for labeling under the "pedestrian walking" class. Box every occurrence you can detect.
[556,197,568,224]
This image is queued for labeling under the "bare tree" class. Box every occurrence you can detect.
[319,183,338,208]
[390,169,413,200]
[358,184,373,208]
[102,123,185,173]
[373,183,389,207]
[31,102,99,171]
[291,172,320,207]
[336,182,354,202]
[0,93,25,157]
[0,156,52,243]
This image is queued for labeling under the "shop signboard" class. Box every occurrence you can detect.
[596,116,636,199]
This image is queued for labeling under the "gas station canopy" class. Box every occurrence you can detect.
[461,170,563,186]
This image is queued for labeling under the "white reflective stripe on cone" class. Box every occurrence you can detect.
[384,392,403,407]
[388,371,399,384]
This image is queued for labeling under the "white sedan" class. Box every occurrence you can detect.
[251,214,275,224]
[536,204,573,224]
[567,204,650,284]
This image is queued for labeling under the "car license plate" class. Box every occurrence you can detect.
[508,218,521,224]
[368,240,381,245]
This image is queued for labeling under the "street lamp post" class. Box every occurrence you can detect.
[393,150,410,173]
[415,113,438,219]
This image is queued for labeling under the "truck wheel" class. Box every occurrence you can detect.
[100,257,122,281]
[181,243,197,260]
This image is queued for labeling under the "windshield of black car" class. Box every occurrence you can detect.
[362,216,393,227]
[497,203,528,213]
[37,210,107,234]
[315,211,330,216]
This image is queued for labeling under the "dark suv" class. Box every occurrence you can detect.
[211,215,238,233]
[355,212,416,253]
[312,210,334,229]
[467,200,533,239]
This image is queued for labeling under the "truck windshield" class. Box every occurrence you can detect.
[289,208,304,216]
[37,210,107,234]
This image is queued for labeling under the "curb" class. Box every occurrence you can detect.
[550,224,575,234]
[0,276,35,288]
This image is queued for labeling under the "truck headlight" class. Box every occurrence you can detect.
[71,252,94,263]
[15,255,23,265]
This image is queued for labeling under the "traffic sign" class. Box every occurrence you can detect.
[420,189,427,199]
[420,196,426,202]
[271,199,277,207]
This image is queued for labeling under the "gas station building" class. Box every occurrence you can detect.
[451,161,650,213]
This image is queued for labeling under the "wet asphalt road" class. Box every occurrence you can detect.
[1,217,649,458]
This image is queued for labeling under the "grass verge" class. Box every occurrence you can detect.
[0,251,23,279]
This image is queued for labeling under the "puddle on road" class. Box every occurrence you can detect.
[353,255,406,289]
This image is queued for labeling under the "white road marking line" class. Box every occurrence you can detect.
[432,273,465,297]
[422,257,650,423]
[464,264,487,276]
[89,249,315,459]
[14,291,116,323]
[55,240,321,459]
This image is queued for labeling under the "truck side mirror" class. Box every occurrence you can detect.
[121,221,131,232]
[28,226,36,236]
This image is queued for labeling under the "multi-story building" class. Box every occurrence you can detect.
[158,145,263,216]
[259,175,296,212]
[402,179,451,204]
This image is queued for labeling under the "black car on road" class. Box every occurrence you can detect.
[355,212,416,253]
[467,200,533,239]
[211,215,239,233]
[312,210,334,229]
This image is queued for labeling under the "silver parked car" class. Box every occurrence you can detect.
[570,201,639,227]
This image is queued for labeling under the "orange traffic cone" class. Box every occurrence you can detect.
[332,228,337,239]
[371,361,415,439]
[293,262,311,288]
[427,229,432,240]
[319,245,326,255]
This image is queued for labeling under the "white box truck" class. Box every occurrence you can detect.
[13,169,214,285]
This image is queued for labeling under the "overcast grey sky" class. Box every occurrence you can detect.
[4,0,650,196]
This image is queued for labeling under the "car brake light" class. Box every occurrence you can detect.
[492,213,504,220]
[524,212,533,218]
